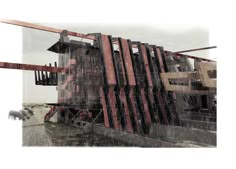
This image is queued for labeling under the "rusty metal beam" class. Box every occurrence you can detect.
[0,61,63,73]
[0,19,96,40]
[165,51,214,62]
[119,88,133,133]
[99,87,110,128]
[174,46,217,54]
[115,38,215,62]
[99,35,117,85]
[140,88,152,126]
[140,44,153,87]
[118,38,136,86]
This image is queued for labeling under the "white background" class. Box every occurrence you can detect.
[0,0,235,169]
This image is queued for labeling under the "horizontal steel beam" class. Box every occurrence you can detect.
[0,61,64,73]
[0,19,96,40]
[165,51,215,62]
[114,39,215,62]
[174,46,217,54]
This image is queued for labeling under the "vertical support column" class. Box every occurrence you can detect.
[155,47,166,73]
[64,109,70,124]
[108,36,133,133]
[157,90,169,124]
[144,44,168,124]
[118,38,142,133]
[100,35,117,85]
[153,46,181,125]
[107,86,120,129]
[119,88,133,133]
[140,45,153,87]
[54,62,58,85]
[41,71,45,85]
[49,63,52,85]
[98,34,120,130]
[119,39,136,86]
[128,88,141,133]
[45,64,49,84]
[37,71,41,84]
[154,47,170,124]
[138,44,156,123]
[34,71,38,85]
[99,87,110,128]
[140,88,152,125]
[127,41,150,134]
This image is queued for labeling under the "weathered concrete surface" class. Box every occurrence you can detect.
[23,105,53,146]
[22,104,83,146]
[23,104,215,147]
[180,119,216,131]
[149,123,216,146]
[92,125,180,147]
[22,104,134,146]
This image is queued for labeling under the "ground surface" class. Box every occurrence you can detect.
[22,104,215,147]
[22,104,132,146]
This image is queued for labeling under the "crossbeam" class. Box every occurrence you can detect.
[160,61,216,94]
[196,61,216,88]
[174,46,217,54]
[0,19,96,40]
[0,61,64,73]
[165,51,215,62]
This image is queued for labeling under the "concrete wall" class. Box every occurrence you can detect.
[92,124,179,147]
[149,123,216,146]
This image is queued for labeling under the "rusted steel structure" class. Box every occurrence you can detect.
[0,20,217,136]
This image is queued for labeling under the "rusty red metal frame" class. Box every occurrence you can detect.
[129,89,141,133]
[140,44,153,87]
[0,19,96,40]
[107,87,120,129]
[118,39,136,86]
[117,38,140,132]
[165,51,214,62]
[99,87,110,128]
[0,61,63,73]
[140,88,152,125]
[155,48,166,73]
[99,35,120,129]
[119,88,133,133]
[100,35,117,85]
[153,46,170,125]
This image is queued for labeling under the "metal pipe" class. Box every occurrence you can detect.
[174,46,217,54]
[0,19,96,40]
[165,51,215,62]
[0,61,64,73]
